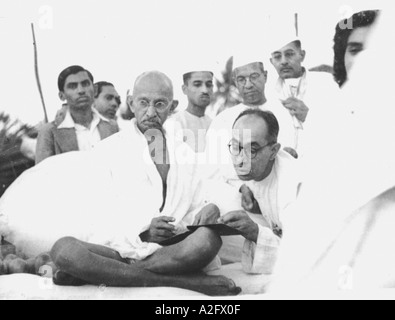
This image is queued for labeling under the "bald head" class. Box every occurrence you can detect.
[131,71,175,134]
[133,71,174,101]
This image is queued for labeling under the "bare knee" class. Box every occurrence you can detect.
[195,230,222,260]
[199,204,221,225]
[176,229,222,270]
[50,237,80,271]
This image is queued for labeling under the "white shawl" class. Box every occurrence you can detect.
[0,120,201,260]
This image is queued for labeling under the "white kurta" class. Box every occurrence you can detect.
[172,110,212,153]
[269,10,395,293]
[195,150,300,275]
[0,119,202,260]
[268,70,340,156]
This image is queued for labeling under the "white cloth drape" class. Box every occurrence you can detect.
[270,9,395,292]
[0,120,201,260]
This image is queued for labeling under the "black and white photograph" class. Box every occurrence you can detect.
[0,0,394,303]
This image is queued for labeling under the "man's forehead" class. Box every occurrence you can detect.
[101,86,119,96]
[348,26,372,44]
[65,71,91,83]
[233,116,268,143]
[134,85,172,101]
[133,72,173,99]
[189,71,213,82]
[235,62,263,76]
[272,42,299,55]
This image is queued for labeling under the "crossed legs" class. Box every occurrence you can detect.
[49,205,241,296]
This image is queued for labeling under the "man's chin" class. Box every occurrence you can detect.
[75,102,92,109]
[197,103,210,109]
[105,112,117,120]
[280,72,297,79]
[197,99,211,108]
[244,96,261,106]
[237,174,253,181]
[140,122,163,133]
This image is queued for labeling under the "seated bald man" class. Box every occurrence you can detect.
[0,71,240,296]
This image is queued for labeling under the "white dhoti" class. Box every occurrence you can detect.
[0,120,201,260]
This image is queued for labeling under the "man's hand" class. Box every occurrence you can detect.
[218,211,259,243]
[193,204,220,226]
[140,216,176,244]
[282,97,309,123]
[240,185,261,214]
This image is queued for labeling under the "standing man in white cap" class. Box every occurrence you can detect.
[173,70,214,153]
[269,38,340,155]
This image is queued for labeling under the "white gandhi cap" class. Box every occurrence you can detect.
[232,49,267,71]
[182,58,216,77]
[266,22,302,55]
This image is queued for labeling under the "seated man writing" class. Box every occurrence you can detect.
[197,109,301,274]
[0,71,240,296]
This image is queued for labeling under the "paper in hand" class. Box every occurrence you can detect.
[187,224,242,236]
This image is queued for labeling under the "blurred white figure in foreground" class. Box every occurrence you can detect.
[270,9,395,293]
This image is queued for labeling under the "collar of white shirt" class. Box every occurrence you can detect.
[58,107,108,130]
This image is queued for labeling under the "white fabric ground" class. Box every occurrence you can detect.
[0,274,203,300]
[0,263,271,299]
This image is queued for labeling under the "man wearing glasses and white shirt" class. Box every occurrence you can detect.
[268,37,340,158]
[198,109,300,275]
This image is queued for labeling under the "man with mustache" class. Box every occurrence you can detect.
[269,38,339,155]
[173,70,214,153]
[35,66,119,164]
[269,8,395,291]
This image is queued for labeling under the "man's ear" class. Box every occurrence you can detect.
[170,100,179,114]
[270,143,281,161]
[58,91,66,102]
[264,71,268,84]
[182,84,188,95]
[127,95,135,113]
[301,50,306,62]
[94,84,99,98]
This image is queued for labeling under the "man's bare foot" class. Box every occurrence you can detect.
[34,253,56,275]
[53,270,87,287]
[178,274,242,297]
[4,258,28,274]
